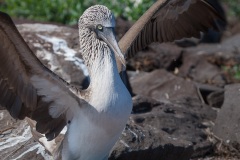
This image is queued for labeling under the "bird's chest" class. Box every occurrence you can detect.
[66,81,132,160]
[87,77,132,133]
[89,76,132,118]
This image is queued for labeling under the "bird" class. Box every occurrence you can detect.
[0,0,224,160]
[0,5,132,160]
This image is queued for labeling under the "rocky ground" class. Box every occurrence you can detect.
[0,18,240,160]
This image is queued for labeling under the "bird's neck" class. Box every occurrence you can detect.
[89,53,119,91]
[79,27,123,99]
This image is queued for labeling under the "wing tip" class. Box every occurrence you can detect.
[0,11,14,23]
[202,0,227,30]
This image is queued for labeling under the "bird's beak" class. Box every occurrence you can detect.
[99,27,126,68]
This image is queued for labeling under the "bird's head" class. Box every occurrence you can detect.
[78,5,125,68]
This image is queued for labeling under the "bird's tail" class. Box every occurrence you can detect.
[26,117,64,157]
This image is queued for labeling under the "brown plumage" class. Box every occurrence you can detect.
[118,0,224,64]
[0,11,76,141]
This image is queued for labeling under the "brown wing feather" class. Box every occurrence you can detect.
[118,0,225,62]
[0,11,79,140]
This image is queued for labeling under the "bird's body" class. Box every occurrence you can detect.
[66,93,131,160]
[0,0,225,159]
[62,29,132,159]
[28,6,133,159]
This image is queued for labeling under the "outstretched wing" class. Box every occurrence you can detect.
[0,11,83,140]
[118,0,225,61]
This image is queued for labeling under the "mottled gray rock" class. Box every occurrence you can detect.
[0,110,48,160]
[213,84,240,144]
[17,23,87,87]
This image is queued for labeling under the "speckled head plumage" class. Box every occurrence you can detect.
[78,5,125,71]
[79,5,115,28]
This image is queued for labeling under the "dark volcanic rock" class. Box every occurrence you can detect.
[127,34,240,87]
[195,83,224,108]
[179,51,226,86]
[130,69,200,102]
[213,84,240,144]
[127,71,219,158]
[110,95,217,160]
[184,34,240,56]
[131,95,161,114]
[127,43,182,72]
[206,90,224,108]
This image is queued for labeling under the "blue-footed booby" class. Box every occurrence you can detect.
[0,0,224,159]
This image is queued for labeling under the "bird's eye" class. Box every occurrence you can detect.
[97,24,103,31]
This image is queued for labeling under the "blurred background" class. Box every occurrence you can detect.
[0,0,156,24]
[0,0,239,25]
